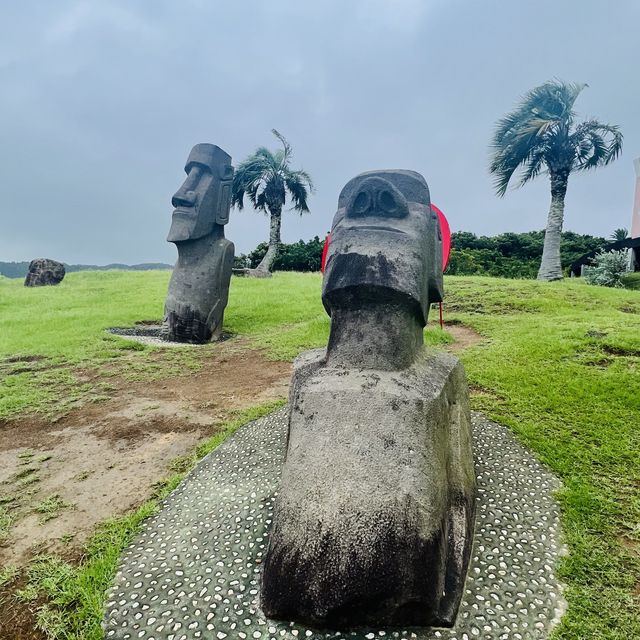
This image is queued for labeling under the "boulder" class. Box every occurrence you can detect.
[24,258,65,287]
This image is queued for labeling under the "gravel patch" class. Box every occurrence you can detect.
[104,408,567,639]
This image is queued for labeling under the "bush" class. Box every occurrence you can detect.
[446,230,607,279]
[247,237,325,272]
[583,249,630,288]
[234,254,250,269]
[620,272,640,291]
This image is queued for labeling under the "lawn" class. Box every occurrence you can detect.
[0,271,639,639]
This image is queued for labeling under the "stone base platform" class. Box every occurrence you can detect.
[103,408,566,640]
[107,326,233,348]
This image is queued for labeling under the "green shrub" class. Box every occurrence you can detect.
[583,249,630,288]
[620,272,640,290]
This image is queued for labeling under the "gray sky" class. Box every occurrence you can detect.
[0,0,638,264]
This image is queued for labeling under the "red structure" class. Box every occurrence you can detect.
[431,204,451,329]
[432,204,451,271]
[320,233,331,273]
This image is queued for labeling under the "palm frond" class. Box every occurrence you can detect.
[272,129,292,166]
[231,155,273,210]
[518,147,548,187]
[284,172,311,213]
[232,130,313,215]
[489,80,592,196]
[571,121,623,171]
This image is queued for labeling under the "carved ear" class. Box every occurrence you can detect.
[215,166,233,226]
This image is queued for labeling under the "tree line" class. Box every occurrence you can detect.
[235,230,608,278]
[0,262,171,279]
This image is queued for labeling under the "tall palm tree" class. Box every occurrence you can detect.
[611,228,629,242]
[232,130,314,275]
[490,80,623,281]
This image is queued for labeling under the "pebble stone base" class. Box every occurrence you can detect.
[107,327,233,348]
[104,408,566,640]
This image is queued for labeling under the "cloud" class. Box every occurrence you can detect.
[45,0,159,44]
[0,0,638,264]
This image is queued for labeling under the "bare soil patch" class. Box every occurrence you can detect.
[0,342,291,569]
[442,322,484,352]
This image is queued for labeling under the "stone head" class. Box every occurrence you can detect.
[168,144,234,243]
[322,170,443,326]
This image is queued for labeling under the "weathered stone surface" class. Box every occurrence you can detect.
[261,170,476,629]
[24,258,65,286]
[164,144,235,343]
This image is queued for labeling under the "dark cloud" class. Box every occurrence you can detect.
[0,0,638,264]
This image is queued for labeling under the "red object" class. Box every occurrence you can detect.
[431,204,451,272]
[431,204,450,330]
[320,232,331,273]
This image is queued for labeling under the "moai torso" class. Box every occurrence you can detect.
[261,170,476,630]
[163,144,235,343]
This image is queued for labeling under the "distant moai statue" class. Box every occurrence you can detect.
[164,144,234,343]
[261,170,476,629]
[24,258,65,286]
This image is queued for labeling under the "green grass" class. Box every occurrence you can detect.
[34,495,73,524]
[0,270,170,418]
[0,505,13,542]
[1,271,639,638]
[621,272,640,290]
[0,271,449,418]
[0,564,18,587]
[442,277,640,639]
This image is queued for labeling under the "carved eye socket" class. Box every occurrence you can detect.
[353,190,371,215]
[378,190,397,214]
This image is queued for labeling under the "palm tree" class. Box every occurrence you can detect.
[232,130,314,275]
[490,80,623,281]
[611,228,629,242]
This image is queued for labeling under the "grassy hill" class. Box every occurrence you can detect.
[0,271,638,638]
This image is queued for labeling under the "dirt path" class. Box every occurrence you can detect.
[443,322,483,352]
[0,342,291,570]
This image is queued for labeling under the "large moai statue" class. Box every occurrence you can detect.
[164,144,234,343]
[261,170,476,629]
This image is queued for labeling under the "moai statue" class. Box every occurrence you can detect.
[261,170,476,629]
[164,144,234,343]
[24,258,65,286]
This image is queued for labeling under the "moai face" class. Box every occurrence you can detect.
[322,170,443,325]
[167,144,234,243]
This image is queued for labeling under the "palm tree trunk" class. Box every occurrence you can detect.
[537,173,568,281]
[256,206,282,273]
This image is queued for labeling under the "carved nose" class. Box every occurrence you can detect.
[172,190,197,208]
[347,177,409,219]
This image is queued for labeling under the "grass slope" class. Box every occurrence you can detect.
[444,277,640,639]
[0,271,639,638]
[0,271,449,418]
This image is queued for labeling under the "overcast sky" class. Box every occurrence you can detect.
[0,0,638,264]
